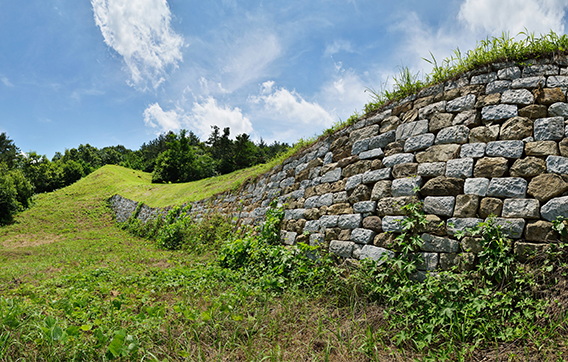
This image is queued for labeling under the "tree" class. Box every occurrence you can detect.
[233,133,257,169]
[0,163,34,224]
[0,132,19,169]
[207,126,234,174]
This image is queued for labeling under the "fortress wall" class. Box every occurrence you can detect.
[111,55,568,272]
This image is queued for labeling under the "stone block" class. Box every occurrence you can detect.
[501,89,534,105]
[547,75,568,87]
[309,233,325,247]
[421,176,464,196]
[460,143,486,158]
[524,64,559,76]
[469,125,500,143]
[362,168,392,184]
[416,144,460,163]
[371,180,392,201]
[497,67,520,80]
[338,214,362,229]
[560,138,568,157]
[350,125,379,143]
[380,116,401,133]
[499,116,533,140]
[318,193,334,207]
[546,155,568,174]
[541,196,568,221]
[512,76,546,89]
[369,131,396,149]
[536,88,566,105]
[328,203,354,215]
[519,104,548,119]
[446,94,476,112]
[282,231,297,245]
[333,191,348,204]
[473,157,508,178]
[417,162,446,177]
[419,101,446,119]
[471,72,497,84]
[423,196,455,216]
[435,125,470,144]
[486,140,524,158]
[486,80,512,94]
[486,177,527,198]
[396,120,429,141]
[345,174,362,191]
[404,133,435,152]
[320,215,339,228]
[446,158,474,178]
[304,196,319,209]
[353,201,376,214]
[416,252,439,271]
[527,173,568,202]
[391,177,423,197]
[491,217,525,239]
[525,141,559,156]
[358,245,393,265]
[362,216,382,232]
[447,217,484,236]
[464,178,490,196]
[429,113,454,133]
[304,220,321,232]
[502,198,540,219]
[351,139,369,155]
[479,197,503,218]
[525,220,559,242]
[382,216,407,233]
[376,196,417,216]
[351,228,376,244]
[383,153,414,168]
[392,163,418,178]
[509,157,546,177]
[285,209,306,220]
[321,168,342,183]
[461,237,484,253]
[515,242,550,262]
[421,233,459,253]
[534,117,565,141]
[481,104,518,121]
[548,102,568,118]
[453,194,480,218]
[359,148,384,160]
[453,110,480,127]
[329,240,355,258]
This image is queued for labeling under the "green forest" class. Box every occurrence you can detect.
[0,127,289,224]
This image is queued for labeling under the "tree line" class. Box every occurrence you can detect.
[0,127,289,224]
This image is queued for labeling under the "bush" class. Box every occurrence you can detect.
[0,164,34,224]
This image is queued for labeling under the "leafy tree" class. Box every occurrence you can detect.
[207,126,234,174]
[233,133,257,169]
[0,163,34,224]
[0,132,20,168]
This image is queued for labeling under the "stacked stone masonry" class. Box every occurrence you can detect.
[110,56,568,271]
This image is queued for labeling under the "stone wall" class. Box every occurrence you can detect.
[110,55,568,272]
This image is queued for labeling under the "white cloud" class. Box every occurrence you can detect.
[324,39,354,57]
[189,97,253,138]
[91,0,185,90]
[1,76,13,87]
[143,102,181,133]
[458,0,568,35]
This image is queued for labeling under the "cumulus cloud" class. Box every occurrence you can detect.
[190,97,253,138]
[250,81,335,128]
[143,102,181,133]
[458,0,568,35]
[91,0,185,90]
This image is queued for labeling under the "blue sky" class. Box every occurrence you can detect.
[1,0,568,158]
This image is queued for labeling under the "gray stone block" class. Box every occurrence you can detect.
[446,158,474,178]
[338,214,362,229]
[280,177,295,188]
[417,162,446,177]
[382,216,407,233]
[548,102,568,118]
[486,140,524,158]
[486,177,528,198]
[351,228,376,244]
[317,193,333,207]
[423,196,455,216]
[345,174,363,191]
[471,72,497,84]
[282,231,297,245]
[464,178,490,196]
[304,220,321,232]
[353,201,377,214]
[321,168,342,183]
[541,196,568,221]
[362,168,392,183]
[512,76,546,89]
[497,67,520,80]
[486,80,512,94]
[481,104,518,121]
[320,215,339,228]
[460,143,486,158]
[396,120,429,140]
[421,233,459,253]
[333,191,348,204]
[523,64,559,76]
[391,177,423,197]
[359,245,394,265]
[447,217,484,236]
[404,133,435,152]
[452,110,479,127]
[446,94,476,112]
[419,101,446,119]
[284,209,306,220]
[309,233,325,247]
[546,155,568,174]
[304,196,319,209]
[329,240,355,258]
[435,125,470,144]
[323,152,333,165]
[383,153,415,168]
[547,75,568,88]
[490,217,525,239]
[502,199,540,219]
[369,131,395,149]
[359,148,384,160]
[501,89,534,105]
[351,139,370,155]
[534,117,565,141]
[291,189,305,199]
[416,252,439,271]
